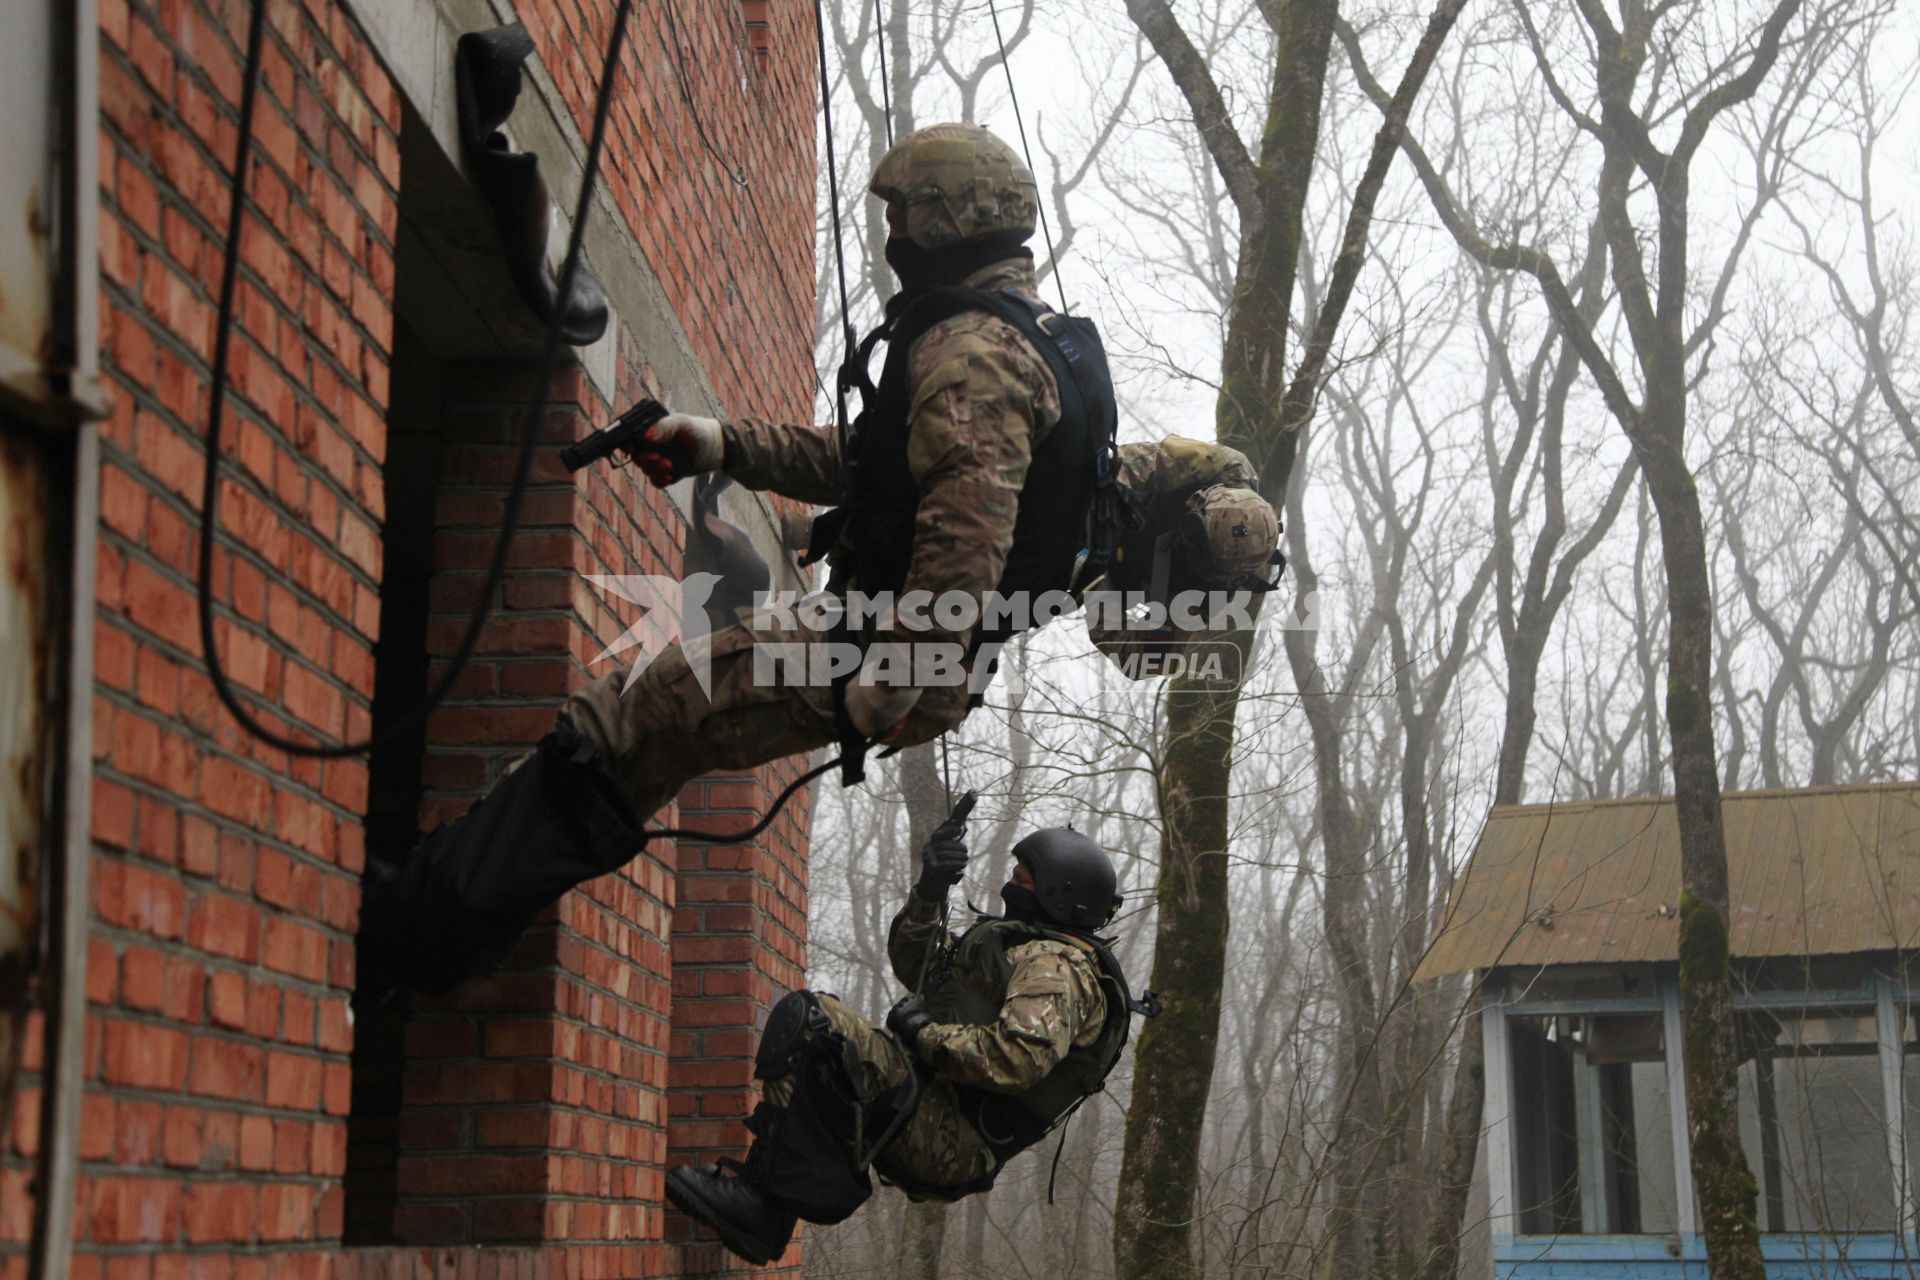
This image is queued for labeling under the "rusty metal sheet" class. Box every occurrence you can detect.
[1416,783,1920,981]
[1,428,51,1081]
[0,0,56,400]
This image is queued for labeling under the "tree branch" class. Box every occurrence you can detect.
[1123,0,1264,225]
[1336,19,1643,433]
[1277,0,1472,437]
[1674,0,1805,164]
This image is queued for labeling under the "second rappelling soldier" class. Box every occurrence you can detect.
[665,808,1156,1265]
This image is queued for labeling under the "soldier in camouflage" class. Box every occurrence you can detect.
[356,127,1273,998]
[359,124,1096,994]
[570,123,1070,770]
[1085,435,1283,674]
[665,811,1145,1266]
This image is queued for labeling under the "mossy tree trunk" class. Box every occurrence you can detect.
[1114,675,1245,1277]
[1115,2,1470,1275]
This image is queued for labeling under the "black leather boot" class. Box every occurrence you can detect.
[666,1163,797,1266]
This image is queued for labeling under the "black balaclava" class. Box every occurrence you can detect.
[1001,862,1043,923]
[886,230,1034,301]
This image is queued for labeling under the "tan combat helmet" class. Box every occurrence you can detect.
[1183,485,1281,585]
[869,123,1039,250]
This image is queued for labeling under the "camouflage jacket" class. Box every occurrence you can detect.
[886,895,1107,1092]
[1086,435,1258,674]
[720,258,1062,651]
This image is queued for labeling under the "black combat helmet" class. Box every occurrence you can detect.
[1013,828,1122,931]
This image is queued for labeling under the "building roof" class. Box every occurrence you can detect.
[1415,782,1920,981]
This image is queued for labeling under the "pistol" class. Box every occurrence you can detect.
[561,397,681,473]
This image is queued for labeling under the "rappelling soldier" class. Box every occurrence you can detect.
[357,124,1278,995]
[665,811,1154,1265]
[1085,435,1282,674]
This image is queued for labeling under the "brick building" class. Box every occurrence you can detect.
[2,0,820,1276]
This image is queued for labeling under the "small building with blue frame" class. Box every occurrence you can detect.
[1419,782,1920,1278]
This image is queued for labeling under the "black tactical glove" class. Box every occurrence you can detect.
[913,791,976,901]
[886,994,935,1051]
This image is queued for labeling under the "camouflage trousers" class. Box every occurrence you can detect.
[762,994,997,1196]
[557,613,974,824]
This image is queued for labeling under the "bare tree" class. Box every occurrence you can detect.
[1341,1,1883,1271]
[1113,3,1472,1274]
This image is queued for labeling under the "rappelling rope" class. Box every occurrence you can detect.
[644,753,844,845]
[815,0,861,445]
[985,0,1068,313]
[940,733,953,809]
[873,0,896,148]
[193,0,636,758]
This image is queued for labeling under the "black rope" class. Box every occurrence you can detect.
[815,0,860,441]
[644,752,842,844]
[194,0,635,758]
[660,0,748,186]
[939,732,953,809]
[873,0,895,148]
[985,0,1068,312]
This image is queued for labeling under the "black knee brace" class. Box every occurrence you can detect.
[756,990,832,1080]
[740,989,875,1224]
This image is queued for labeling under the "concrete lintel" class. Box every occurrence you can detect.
[341,0,806,587]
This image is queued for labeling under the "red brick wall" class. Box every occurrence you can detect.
[0,0,817,1275]
[534,0,819,428]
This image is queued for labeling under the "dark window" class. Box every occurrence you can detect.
[343,317,444,1245]
[1510,1013,1676,1234]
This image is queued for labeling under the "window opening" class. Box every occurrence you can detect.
[1735,1006,1892,1233]
[1508,1012,1675,1235]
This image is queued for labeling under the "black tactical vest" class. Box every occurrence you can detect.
[922,916,1141,1159]
[809,287,1118,642]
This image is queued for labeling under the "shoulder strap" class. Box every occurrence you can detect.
[1057,927,1162,1023]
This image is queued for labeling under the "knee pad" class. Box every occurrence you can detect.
[743,990,874,1225]
[756,990,830,1081]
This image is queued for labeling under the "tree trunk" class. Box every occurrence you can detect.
[1640,422,1764,1276]
[1113,676,1243,1280]
[1416,997,1483,1280]
[1112,4,1340,1274]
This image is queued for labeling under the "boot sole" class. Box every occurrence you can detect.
[666,1166,780,1266]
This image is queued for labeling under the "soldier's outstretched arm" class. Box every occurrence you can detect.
[1116,435,1258,496]
[911,941,1106,1092]
[719,416,846,505]
[887,895,956,990]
